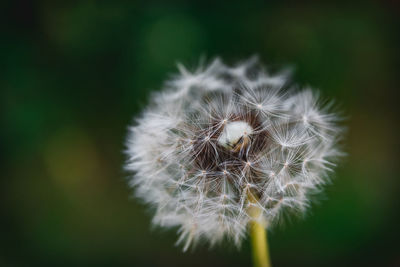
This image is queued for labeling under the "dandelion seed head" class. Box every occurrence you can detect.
[125,57,344,250]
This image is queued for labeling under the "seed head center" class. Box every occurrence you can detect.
[217,121,253,151]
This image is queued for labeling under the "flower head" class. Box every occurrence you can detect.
[125,57,343,251]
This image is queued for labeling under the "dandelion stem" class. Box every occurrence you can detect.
[248,192,271,267]
[250,217,271,267]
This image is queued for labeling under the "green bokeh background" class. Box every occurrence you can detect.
[2,1,399,266]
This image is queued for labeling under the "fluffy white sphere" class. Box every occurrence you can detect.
[125,57,343,251]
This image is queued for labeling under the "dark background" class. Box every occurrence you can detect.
[1,1,400,266]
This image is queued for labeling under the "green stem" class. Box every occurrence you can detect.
[248,191,271,267]
[250,218,271,267]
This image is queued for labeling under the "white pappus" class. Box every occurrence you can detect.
[125,57,344,251]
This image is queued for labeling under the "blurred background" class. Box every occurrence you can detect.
[1,1,399,266]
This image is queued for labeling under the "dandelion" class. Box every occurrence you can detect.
[125,57,344,266]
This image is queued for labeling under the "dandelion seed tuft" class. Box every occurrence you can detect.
[125,57,344,251]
